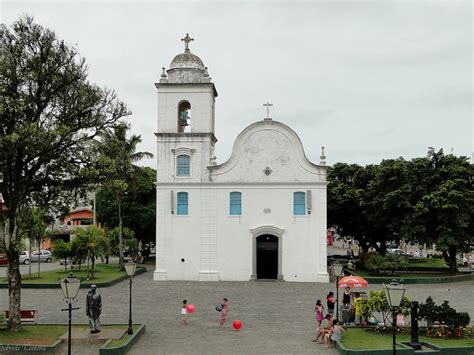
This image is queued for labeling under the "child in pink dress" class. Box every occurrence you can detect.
[315,299,325,326]
[219,298,228,327]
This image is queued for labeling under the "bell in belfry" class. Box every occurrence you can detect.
[179,111,189,126]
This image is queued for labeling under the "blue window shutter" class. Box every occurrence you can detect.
[177,192,188,215]
[176,155,190,176]
[293,192,306,215]
[229,192,242,215]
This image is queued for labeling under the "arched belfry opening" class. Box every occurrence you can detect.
[178,101,191,133]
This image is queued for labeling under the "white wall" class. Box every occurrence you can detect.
[154,184,329,282]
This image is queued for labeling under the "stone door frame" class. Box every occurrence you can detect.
[250,225,285,281]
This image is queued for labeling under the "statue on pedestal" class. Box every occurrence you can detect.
[86,284,102,333]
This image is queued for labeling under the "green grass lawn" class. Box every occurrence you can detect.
[341,328,474,350]
[0,324,136,346]
[408,258,447,268]
[353,270,453,278]
[0,264,133,285]
[0,325,67,345]
[105,325,141,348]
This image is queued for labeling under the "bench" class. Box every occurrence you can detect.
[4,310,38,323]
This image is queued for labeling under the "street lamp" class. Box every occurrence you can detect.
[333,263,344,321]
[384,280,406,355]
[125,261,137,335]
[60,273,81,355]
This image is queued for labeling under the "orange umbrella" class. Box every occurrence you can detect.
[338,275,368,288]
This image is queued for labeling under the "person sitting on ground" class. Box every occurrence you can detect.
[313,314,333,343]
[324,320,345,348]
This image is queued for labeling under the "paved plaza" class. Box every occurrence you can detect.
[1,267,473,354]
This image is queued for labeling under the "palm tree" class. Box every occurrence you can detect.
[97,122,153,266]
[72,226,105,279]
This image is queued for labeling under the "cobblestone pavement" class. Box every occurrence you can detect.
[1,267,473,355]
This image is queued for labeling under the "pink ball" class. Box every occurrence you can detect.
[186,304,195,313]
[232,319,242,330]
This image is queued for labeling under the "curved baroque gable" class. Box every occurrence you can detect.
[209,120,326,183]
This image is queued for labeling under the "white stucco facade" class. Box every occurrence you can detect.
[154,38,329,283]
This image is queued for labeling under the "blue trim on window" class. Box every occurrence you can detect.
[176,155,190,176]
[229,191,242,215]
[177,192,188,215]
[293,191,306,215]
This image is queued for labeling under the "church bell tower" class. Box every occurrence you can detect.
[155,33,218,183]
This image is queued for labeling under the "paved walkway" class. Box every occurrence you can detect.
[1,267,473,354]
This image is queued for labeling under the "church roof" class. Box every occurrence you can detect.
[163,33,212,85]
[170,51,205,70]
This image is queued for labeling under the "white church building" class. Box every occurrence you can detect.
[154,35,329,282]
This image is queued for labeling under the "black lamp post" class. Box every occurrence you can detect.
[333,263,344,321]
[384,280,406,355]
[125,261,137,335]
[60,272,81,355]
[409,301,422,350]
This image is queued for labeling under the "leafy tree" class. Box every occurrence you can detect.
[71,226,105,280]
[96,166,155,243]
[0,16,129,330]
[97,232,112,264]
[96,123,153,266]
[403,149,473,273]
[51,239,71,271]
[106,227,138,256]
[362,159,412,254]
[366,290,411,327]
[328,163,373,254]
[18,207,47,279]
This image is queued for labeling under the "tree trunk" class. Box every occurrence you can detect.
[37,245,41,278]
[91,254,95,279]
[4,214,22,331]
[116,192,124,267]
[448,247,458,274]
[28,239,32,279]
[7,253,21,331]
[86,253,90,280]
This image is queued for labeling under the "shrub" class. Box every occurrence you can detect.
[419,296,470,337]
[366,290,411,327]
[366,254,409,275]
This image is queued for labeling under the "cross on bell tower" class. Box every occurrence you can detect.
[263,101,273,121]
[181,33,194,52]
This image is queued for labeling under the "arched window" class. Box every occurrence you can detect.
[293,191,306,215]
[176,155,190,176]
[178,101,191,133]
[177,192,188,215]
[229,192,242,215]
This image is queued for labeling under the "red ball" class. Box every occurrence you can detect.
[186,304,195,313]
[232,319,242,330]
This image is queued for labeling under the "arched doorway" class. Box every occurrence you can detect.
[250,225,284,281]
[256,235,278,279]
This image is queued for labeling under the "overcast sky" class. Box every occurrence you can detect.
[2,1,472,168]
